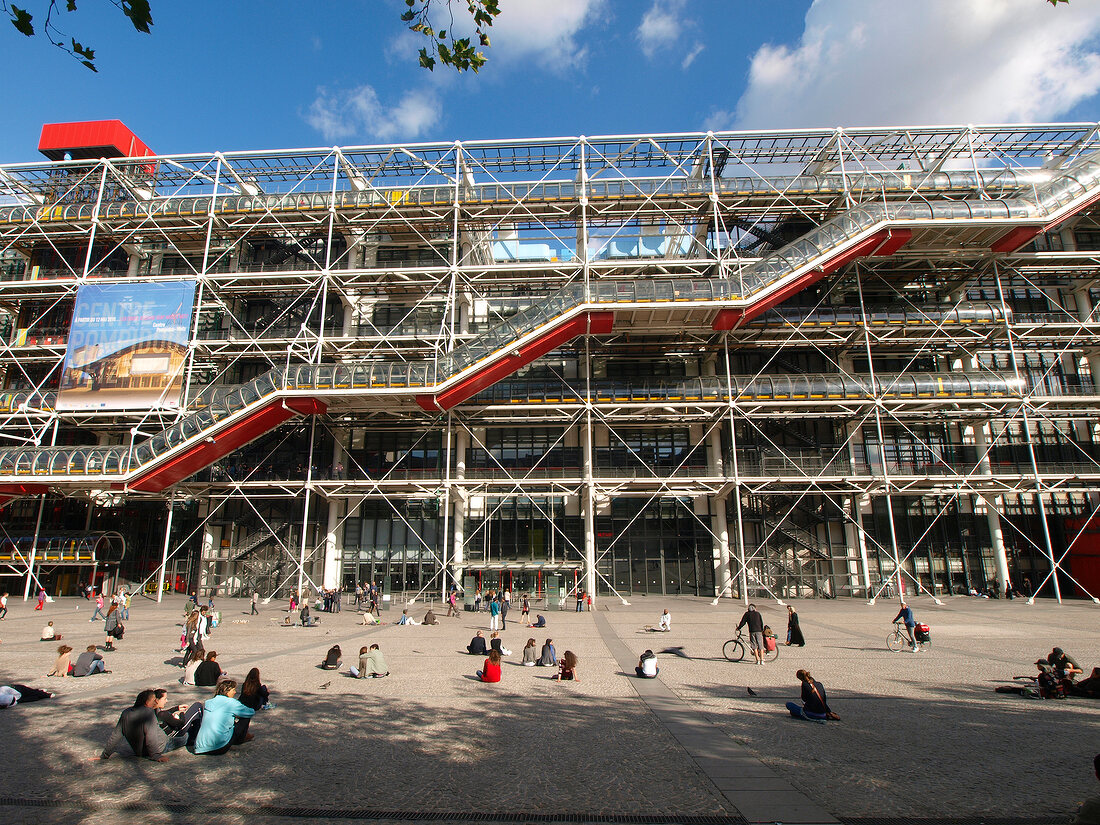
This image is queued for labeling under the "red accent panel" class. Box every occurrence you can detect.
[1065,516,1100,598]
[818,230,892,275]
[1045,190,1100,230]
[124,397,326,493]
[418,311,615,412]
[712,308,740,331]
[871,228,912,257]
[0,483,49,508]
[991,226,1041,253]
[39,120,154,160]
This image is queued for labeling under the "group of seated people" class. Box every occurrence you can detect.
[101,668,270,760]
[48,644,110,677]
[319,644,390,678]
[468,633,576,682]
[997,646,1098,699]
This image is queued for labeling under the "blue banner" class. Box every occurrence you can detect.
[58,280,197,411]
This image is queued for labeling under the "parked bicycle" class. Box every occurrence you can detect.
[723,629,780,662]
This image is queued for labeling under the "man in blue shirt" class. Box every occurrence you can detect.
[193,680,256,755]
[893,602,917,651]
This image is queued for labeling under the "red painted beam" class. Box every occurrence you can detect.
[871,228,912,257]
[418,311,615,412]
[991,226,1040,254]
[122,397,326,493]
[818,229,892,275]
[0,483,49,507]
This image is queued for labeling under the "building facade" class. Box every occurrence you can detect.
[1,122,1099,604]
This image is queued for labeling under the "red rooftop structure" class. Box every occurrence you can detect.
[38,119,153,161]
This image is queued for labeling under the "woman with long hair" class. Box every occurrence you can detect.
[554,650,579,682]
[478,648,502,682]
[103,602,121,651]
[238,667,269,710]
[786,605,805,647]
[48,644,73,677]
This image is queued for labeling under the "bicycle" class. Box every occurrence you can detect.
[723,630,780,662]
[887,621,927,652]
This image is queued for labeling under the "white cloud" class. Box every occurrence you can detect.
[681,42,704,70]
[727,0,1100,130]
[489,0,605,67]
[305,86,441,143]
[637,0,684,58]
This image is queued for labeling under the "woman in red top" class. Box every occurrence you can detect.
[478,648,502,682]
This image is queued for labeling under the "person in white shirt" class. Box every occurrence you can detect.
[658,609,671,631]
[635,650,658,678]
[40,621,61,641]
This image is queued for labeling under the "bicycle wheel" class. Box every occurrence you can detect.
[764,643,780,662]
[886,631,903,652]
[723,639,746,662]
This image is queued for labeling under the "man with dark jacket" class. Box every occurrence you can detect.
[737,604,766,666]
[466,630,487,655]
[100,690,169,761]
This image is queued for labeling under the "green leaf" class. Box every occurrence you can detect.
[80,59,97,72]
[418,48,435,70]
[66,1,78,11]
[9,6,35,37]
[122,0,153,33]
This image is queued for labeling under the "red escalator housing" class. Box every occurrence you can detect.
[417,311,615,412]
[118,397,327,493]
[0,483,49,507]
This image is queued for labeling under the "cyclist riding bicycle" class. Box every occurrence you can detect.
[893,602,918,652]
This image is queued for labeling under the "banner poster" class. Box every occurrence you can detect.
[57,280,197,411]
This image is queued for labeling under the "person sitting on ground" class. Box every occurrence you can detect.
[396,609,419,626]
[238,668,271,710]
[181,650,205,686]
[478,648,502,683]
[321,645,342,670]
[192,679,256,755]
[194,651,225,687]
[300,603,318,627]
[152,688,204,751]
[489,631,512,656]
[466,630,487,655]
[360,610,380,625]
[636,649,658,678]
[350,643,389,678]
[1071,753,1100,825]
[786,669,838,723]
[101,689,173,762]
[537,638,556,667]
[659,609,671,631]
[522,638,538,666]
[1034,659,1066,699]
[0,684,53,707]
[41,621,61,641]
[554,650,579,682]
[1049,647,1084,681]
[48,644,73,677]
[422,608,438,625]
[72,644,109,677]
[527,614,546,628]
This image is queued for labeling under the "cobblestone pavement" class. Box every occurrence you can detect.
[0,592,1095,823]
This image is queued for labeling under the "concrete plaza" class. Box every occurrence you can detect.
[0,592,1096,824]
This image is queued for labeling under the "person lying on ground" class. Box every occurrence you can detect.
[786,669,839,722]
[152,688,204,751]
[349,643,388,678]
[478,649,502,683]
[73,645,109,677]
[0,684,53,707]
[48,644,73,677]
[321,645,342,670]
[194,651,226,687]
[192,680,256,756]
[41,621,61,641]
[1068,668,1100,700]
[489,631,511,656]
[395,609,419,626]
[636,649,658,678]
[466,631,487,655]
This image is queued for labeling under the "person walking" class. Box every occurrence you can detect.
[0,591,7,620]
[892,601,918,652]
[446,589,458,617]
[35,587,46,611]
[499,591,509,630]
[520,593,530,624]
[736,603,767,666]
[786,605,805,647]
[488,593,501,631]
[103,602,122,651]
[90,593,105,622]
[250,592,259,616]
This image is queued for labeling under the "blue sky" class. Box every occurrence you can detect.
[3,0,1100,163]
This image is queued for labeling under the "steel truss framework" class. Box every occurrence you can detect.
[0,124,1099,605]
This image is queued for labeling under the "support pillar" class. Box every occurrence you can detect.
[155,496,174,603]
[452,428,469,589]
[323,501,340,589]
